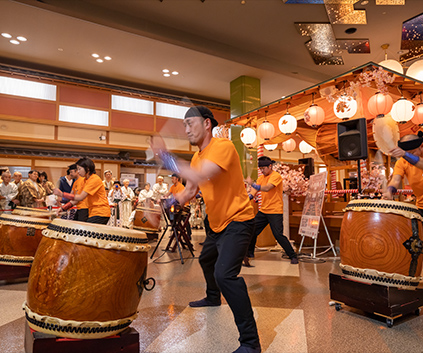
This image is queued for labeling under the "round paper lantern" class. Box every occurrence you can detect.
[282,138,296,152]
[240,127,256,147]
[406,60,423,82]
[257,121,275,141]
[299,140,313,154]
[278,113,297,135]
[367,92,393,118]
[411,103,423,126]
[304,104,325,127]
[390,98,415,123]
[264,143,278,151]
[378,59,404,74]
[333,95,358,120]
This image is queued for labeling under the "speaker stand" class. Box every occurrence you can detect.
[357,159,362,193]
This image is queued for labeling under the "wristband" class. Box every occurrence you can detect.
[251,182,261,191]
[63,192,75,201]
[248,193,253,200]
[62,202,73,211]
[159,150,180,173]
[403,152,420,165]
[387,186,397,194]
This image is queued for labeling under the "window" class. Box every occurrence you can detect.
[111,95,154,115]
[59,105,109,126]
[156,102,190,119]
[0,76,56,101]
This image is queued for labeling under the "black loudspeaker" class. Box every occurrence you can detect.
[337,118,368,161]
[298,158,314,179]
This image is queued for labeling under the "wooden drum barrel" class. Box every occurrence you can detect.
[340,199,423,289]
[0,214,51,266]
[133,206,161,232]
[24,219,151,339]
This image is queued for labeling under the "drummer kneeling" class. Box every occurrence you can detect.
[384,132,423,216]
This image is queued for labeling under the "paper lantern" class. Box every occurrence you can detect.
[333,95,357,120]
[240,127,256,147]
[406,60,423,82]
[390,98,415,123]
[257,121,275,141]
[378,59,404,74]
[411,103,423,126]
[282,138,296,152]
[264,143,278,151]
[278,113,297,135]
[304,104,325,127]
[299,141,313,154]
[367,92,393,118]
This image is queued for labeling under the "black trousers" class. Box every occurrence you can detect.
[199,218,260,348]
[86,216,110,225]
[248,211,297,258]
[74,208,89,222]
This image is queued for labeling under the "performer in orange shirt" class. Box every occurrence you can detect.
[71,170,89,222]
[246,156,298,264]
[152,106,260,353]
[166,173,185,197]
[54,158,110,224]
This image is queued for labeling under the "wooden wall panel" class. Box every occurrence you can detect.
[156,117,185,137]
[59,85,110,109]
[109,132,150,148]
[57,126,108,144]
[110,112,154,132]
[0,120,55,140]
[0,96,56,121]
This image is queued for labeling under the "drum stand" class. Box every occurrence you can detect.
[298,215,337,259]
[151,203,195,264]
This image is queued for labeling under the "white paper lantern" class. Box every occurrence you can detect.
[304,104,325,127]
[390,98,415,123]
[264,143,278,151]
[278,113,297,135]
[406,60,423,82]
[378,59,404,74]
[299,140,313,154]
[257,121,275,140]
[240,127,256,147]
[333,95,358,120]
[282,138,296,152]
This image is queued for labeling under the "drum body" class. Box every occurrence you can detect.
[24,219,150,339]
[133,206,161,232]
[0,214,51,266]
[340,199,423,288]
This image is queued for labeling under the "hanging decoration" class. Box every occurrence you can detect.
[359,66,395,94]
[378,43,404,74]
[282,138,296,152]
[212,125,230,139]
[299,140,314,154]
[406,60,423,82]
[273,163,309,197]
[278,103,297,135]
[367,92,393,118]
[411,94,423,126]
[390,97,415,124]
[264,143,278,151]
[304,93,325,127]
[240,127,256,147]
[257,110,275,141]
[333,94,358,120]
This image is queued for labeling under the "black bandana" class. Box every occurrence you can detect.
[398,131,423,151]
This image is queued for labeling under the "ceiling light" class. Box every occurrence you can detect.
[104,56,112,60]
[360,0,369,4]
[163,73,171,77]
[345,28,357,35]
[2,33,12,38]
[96,58,103,63]
[172,71,179,75]
[162,69,170,73]
[58,48,64,52]
[92,53,100,58]
[17,36,27,42]
[10,40,20,45]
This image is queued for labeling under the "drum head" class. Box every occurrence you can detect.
[372,114,399,155]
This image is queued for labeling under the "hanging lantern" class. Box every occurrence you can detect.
[257,121,275,141]
[264,143,278,151]
[282,138,296,152]
[379,59,404,75]
[406,60,423,82]
[240,127,256,147]
[411,103,423,126]
[299,140,313,154]
[391,97,415,124]
[333,95,358,120]
[304,104,325,127]
[367,92,393,118]
[279,103,297,135]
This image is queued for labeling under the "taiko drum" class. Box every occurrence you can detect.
[12,206,55,219]
[0,214,51,266]
[133,206,161,232]
[340,199,423,287]
[24,219,151,339]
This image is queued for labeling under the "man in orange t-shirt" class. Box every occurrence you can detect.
[152,106,260,353]
[71,173,89,222]
[246,156,298,264]
[166,173,185,197]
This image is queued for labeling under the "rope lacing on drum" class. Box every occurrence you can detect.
[0,256,32,264]
[46,224,148,244]
[0,217,48,226]
[341,269,419,287]
[344,202,422,217]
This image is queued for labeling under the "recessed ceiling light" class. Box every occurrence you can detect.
[104,56,112,60]
[172,71,179,75]
[17,36,27,42]
[1,33,12,38]
[360,0,369,5]
[96,58,103,63]
[163,73,171,77]
[92,53,100,58]
[162,69,170,73]
[10,40,20,45]
[58,48,64,52]
[345,27,357,35]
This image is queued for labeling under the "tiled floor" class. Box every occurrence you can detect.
[2,229,423,352]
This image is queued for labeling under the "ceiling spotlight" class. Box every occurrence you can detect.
[162,69,170,73]
[172,71,179,75]
[241,0,246,4]
[58,48,64,52]
[104,56,112,60]
[92,53,100,58]
[1,33,12,38]
[96,58,103,63]
[164,73,171,77]
[345,28,357,35]
[17,36,27,42]
[10,40,20,45]
[360,0,369,4]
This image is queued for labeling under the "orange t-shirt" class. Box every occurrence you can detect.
[191,137,254,233]
[393,158,423,208]
[169,182,185,195]
[257,170,283,214]
[71,177,88,210]
[83,174,111,218]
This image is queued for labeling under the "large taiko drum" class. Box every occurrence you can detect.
[12,206,55,219]
[340,199,423,289]
[133,206,161,232]
[23,219,151,339]
[0,214,51,266]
